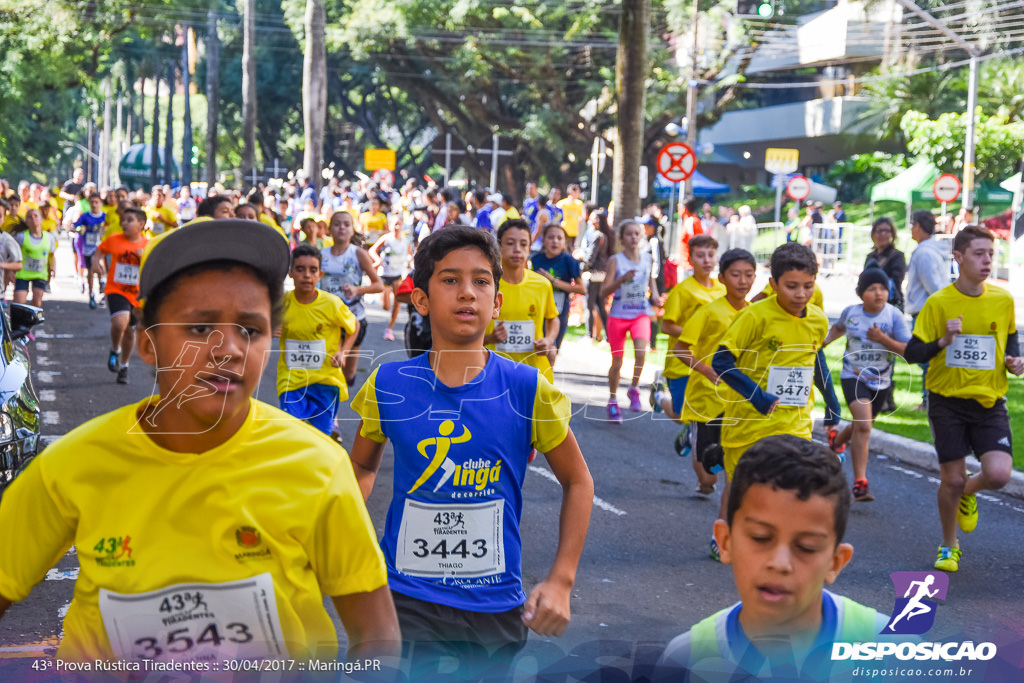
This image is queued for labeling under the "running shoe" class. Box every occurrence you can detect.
[709,536,721,563]
[827,426,846,455]
[934,545,961,572]
[957,494,978,533]
[673,424,691,457]
[606,400,622,424]
[107,349,119,373]
[696,482,716,496]
[383,328,395,341]
[89,295,97,310]
[852,478,874,502]
[116,366,129,385]
[649,373,666,413]
[627,386,642,412]
[528,448,537,463]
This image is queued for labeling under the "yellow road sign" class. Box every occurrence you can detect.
[765,147,799,175]
[364,148,396,171]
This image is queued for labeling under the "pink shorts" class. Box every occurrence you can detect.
[606,315,651,357]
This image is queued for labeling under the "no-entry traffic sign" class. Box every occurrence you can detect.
[933,174,961,204]
[786,175,811,202]
[657,142,696,183]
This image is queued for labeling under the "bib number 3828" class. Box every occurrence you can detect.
[99,573,286,663]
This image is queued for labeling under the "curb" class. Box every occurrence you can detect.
[813,421,1024,501]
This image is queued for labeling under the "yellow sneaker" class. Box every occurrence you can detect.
[957,494,978,533]
[934,546,962,572]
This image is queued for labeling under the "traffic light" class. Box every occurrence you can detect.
[191,145,199,165]
[736,0,775,17]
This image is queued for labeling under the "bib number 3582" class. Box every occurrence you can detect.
[946,334,996,371]
[99,573,286,663]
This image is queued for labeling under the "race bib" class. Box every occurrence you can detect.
[946,334,996,371]
[25,257,45,274]
[99,573,286,664]
[150,223,165,235]
[321,275,346,299]
[496,320,534,354]
[619,279,647,312]
[847,336,889,374]
[284,339,326,370]
[114,263,140,286]
[86,232,101,246]
[396,499,505,579]
[766,365,814,407]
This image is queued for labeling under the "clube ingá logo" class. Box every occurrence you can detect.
[885,571,948,635]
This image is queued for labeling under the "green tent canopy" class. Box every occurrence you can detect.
[118,143,180,190]
[869,161,1013,208]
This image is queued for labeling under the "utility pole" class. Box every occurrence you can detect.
[206,10,220,188]
[893,0,979,208]
[683,0,699,201]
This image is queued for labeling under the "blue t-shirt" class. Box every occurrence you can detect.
[351,352,571,612]
[74,212,106,255]
[531,251,582,314]
[474,206,494,231]
[837,302,912,389]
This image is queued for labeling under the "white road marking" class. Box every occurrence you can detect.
[35,355,53,366]
[35,342,48,351]
[45,567,79,581]
[39,389,56,401]
[528,464,626,516]
[885,463,1024,515]
[42,411,60,425]
[58,601,70,640]
[34,332,74,339]
[37,371,61,383]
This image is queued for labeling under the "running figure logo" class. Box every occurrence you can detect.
[408,420,471,494]
[885,571,949,635]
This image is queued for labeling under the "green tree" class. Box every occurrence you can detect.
[900,109,1024,181]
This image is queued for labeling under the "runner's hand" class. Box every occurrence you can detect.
[331,351,345,367]
[1006,356,1024,376]
[865,323,886,343]
[493,321,508,343]
[940,316,962,348]
[522,580,571,637]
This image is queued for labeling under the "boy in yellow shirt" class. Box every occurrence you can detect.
[904,225,1022,572]
[277,244,358,438]
[711,243,842,478]
[0,218,400,665]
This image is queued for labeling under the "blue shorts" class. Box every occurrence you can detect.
[667,376,689,415]
[279,383,340,435]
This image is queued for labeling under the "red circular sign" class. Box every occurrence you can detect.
[933,174,961,203]
[786,175,811,201]
[656,142,696,183]
[373,168,394,186]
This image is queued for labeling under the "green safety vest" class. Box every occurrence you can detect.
[17,232,56,280]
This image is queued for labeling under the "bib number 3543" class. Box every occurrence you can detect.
[99,573,286,663]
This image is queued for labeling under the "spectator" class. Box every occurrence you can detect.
[864,217,907,311]
[905,210,948,410]
[731,205,756,252]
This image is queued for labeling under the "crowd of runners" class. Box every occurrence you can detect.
[0,168,1018,680]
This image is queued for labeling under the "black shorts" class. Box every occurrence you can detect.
[343,317,368,347]
[382,275,402,286]
[107,293,138,326]
[690,417,725,473]
[14,278,49,293]
[928,392,1013,464]
[391,590,527,677]
[841,377,893,417]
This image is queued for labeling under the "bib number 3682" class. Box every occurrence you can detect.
[99,573,286,663]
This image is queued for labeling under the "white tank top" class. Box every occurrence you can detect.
[608,251,653,319]
[380,235,410,278]
[320,244,366,319]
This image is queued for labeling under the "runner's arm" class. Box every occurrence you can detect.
[676,340,717,383]
[349,429,386,501]
[355,248,385,296]
[814,349,841,427]
[600,258,620,299]
[711,345,777,414]
[526,429,593,637]
[331,586,402,660]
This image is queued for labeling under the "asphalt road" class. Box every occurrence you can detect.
[1,240,1022,681]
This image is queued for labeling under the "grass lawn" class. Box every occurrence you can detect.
[561,322,1024,470]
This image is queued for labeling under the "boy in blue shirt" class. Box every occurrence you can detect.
[350,225,594,679]
[656,435,890,682]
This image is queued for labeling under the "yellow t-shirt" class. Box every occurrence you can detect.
[17,200,38,217]
[359,212,387,241]
[679,296,745,423]
[259,213,289,241]
[761,281,824,309]
[485,269,559,382]
[145,205,178,236]
[718,297,828,450]
[662,277,727,379]
[277,290,358,397]
[102,203,122,238]
[1,215,21,233]
[0,398,387,663]
[41,217,58,233]
[913,283,1016,408]
[555,198,584,237]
